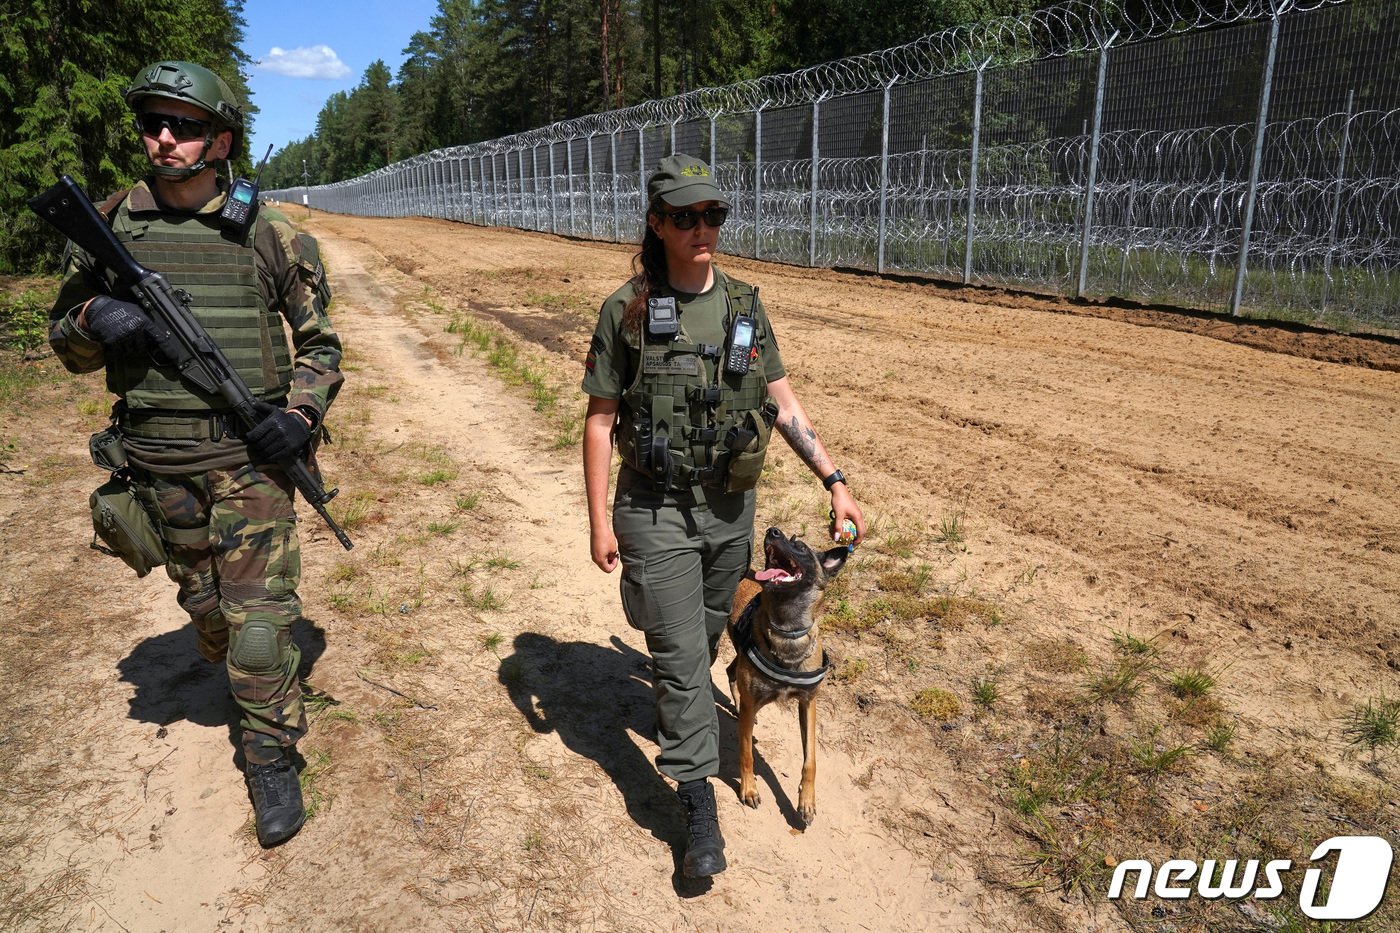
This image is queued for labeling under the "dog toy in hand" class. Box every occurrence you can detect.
[829,510,858,552]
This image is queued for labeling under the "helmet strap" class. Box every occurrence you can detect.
[148,130,218,181]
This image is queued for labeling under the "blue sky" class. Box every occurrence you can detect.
[242,0,442,165]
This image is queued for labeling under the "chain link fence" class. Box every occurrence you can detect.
[267,0,1399,333]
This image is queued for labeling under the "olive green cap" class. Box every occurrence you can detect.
[647,154,731,209]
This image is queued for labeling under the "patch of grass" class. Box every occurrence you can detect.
[1111,630,1158,657]
[1343,697,1400,763]
[299,749,333,820]
[327,591,354,611]
[1128,728,1192,777]
[552,409,584,449]
[972,676,1000,709]
[934,511,966,550]
[454,492,482,512]
[878,524,921,559]
[1168,666,1216,699]
[929,594,1003,628]
[877,563,933,595]
[832,657,867,684]
[484,552,520,570]
[1203,721,1237,754]
[329,561,362,584]
[332,492,379,532]
[1,287,52,352]
[911,687,961,722]
[427,520,458,536]
[419,468,456,486]
[1022,814,1103,896]
[1085,654,1152,703]
[482,632,504,654]
[460,582,504,611]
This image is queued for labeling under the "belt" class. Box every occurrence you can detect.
[119,399,286,441]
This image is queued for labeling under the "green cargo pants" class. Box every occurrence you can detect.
[133,461,307,766]
[613,467,755,785]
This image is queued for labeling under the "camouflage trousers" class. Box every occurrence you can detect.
[132,461,307,765]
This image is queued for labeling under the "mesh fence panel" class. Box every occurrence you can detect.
[272,0,1398,331]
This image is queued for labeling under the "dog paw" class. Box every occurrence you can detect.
[799,804,817,826]
[741,790,761,809]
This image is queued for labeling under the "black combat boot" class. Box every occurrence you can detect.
[677,778,726,878]
[246,753,305,847]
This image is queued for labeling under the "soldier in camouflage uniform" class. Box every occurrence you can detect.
[47,61,343,847]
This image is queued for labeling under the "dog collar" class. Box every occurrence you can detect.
[732,598,829,688]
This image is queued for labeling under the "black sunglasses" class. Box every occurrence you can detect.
[135,112,212,142]
[664,206,729,230]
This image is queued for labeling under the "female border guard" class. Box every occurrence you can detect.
[581,154,866,878]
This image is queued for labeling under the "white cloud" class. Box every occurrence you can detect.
[257,45,351,80]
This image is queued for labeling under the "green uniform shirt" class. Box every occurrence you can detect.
[582,267,786,400]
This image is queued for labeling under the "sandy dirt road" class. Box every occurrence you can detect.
[2,214,1397,932]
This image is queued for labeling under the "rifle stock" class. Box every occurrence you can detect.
[30,175,353,550]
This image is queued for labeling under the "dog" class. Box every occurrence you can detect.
[726,526,849,826]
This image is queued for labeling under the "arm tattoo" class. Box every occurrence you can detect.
[779,415,829,473]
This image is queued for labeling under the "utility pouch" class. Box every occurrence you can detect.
[89,470,167,578]
[89,425,128,471]
[722,407,774,493]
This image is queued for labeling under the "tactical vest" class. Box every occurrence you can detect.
[104,198,292,411]
[616,278,777,492]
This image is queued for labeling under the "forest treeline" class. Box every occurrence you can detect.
[1,0,253,273]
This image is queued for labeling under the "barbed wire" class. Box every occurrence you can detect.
[267,0,1396,328]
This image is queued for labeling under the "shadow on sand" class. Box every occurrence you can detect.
[498,632,794,895]
[116,616,328,769]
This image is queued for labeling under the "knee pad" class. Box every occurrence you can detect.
[229,619,287,674]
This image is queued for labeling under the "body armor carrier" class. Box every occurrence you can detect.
[616,278,778,492]
[103,196,292,412]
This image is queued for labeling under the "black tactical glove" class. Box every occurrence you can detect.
[244,402,313,464]
[84,295,154,350]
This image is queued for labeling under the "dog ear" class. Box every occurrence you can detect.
[819,546,849,579]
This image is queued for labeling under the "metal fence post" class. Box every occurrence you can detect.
[809,96,822,267]
[566,140,575,236]
[709,112,718,172]
[638,127,647,207]
[1230,4,1282,317]
[878,79,894,274]
[518,148,528,229]
[1076,32,1118,298]
[670,119,678,155]
[754,106,764,259]
[586,134,596,238]
[467,156,476,224]
[963,58,991,285]
[549,142,558,234]
[532,145,541,230]
[611,131,620,240]
[1321,88,1355,314]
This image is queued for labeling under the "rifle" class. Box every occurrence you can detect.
[29,175,353,550]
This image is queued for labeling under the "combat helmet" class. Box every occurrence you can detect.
[123,60,243,178]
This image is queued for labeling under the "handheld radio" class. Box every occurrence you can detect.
[219,143,273,237]
[724,314,757,374]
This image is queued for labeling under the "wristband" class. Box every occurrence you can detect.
[822,469,846,491]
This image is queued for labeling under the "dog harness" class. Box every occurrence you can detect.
[731,596,829,688]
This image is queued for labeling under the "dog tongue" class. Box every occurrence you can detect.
[755,568,788,582]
